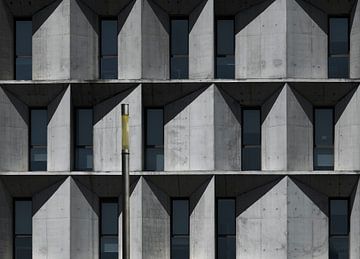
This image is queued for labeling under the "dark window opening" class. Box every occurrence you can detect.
[15,20,32,80]
[242,108,261,170]
[217,199,236,259]
[14,199,32,259]
[100,199,119,259]
[171,199,189,259]
[100,19,118,79]
[216,18,235,79]
[171,18,189,79]
[30,109,47,171]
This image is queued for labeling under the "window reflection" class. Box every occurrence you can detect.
[216,19,235,79]
[75,108,93,170]
[16,20,32,80]
[101,199,118,259]
[30,109,47,171]
[242,109,261,170]
[15,199,32,259]
[171,199,189,259]
[100,19,118,79]
[217,199,236,259]
[171,19,189,79]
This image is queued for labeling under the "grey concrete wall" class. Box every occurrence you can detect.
[190,176,215,259]
[350,179,360,259]
[189,0,214,79]
[142,0,169,79]
[119,0,142,79]
[0,179,12,259]
[0,0,13,79]
[94,85,142,171]
[0,87,28,171]
[164,85,215,171]
[287,0,327,78]
[350,1,360,78]
[236,0,287,79]
[335,86,360,170]
[48,86,72,171]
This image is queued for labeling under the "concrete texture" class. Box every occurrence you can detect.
[0,0,13,80]
[0,179,12,259]
[350,178,360,259]
[350,0,360,78]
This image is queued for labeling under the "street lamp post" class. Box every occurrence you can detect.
[121,104,130,259]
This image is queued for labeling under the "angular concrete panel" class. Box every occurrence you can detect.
[350,179,360,259]
[0,0,13,79]
[350,1,360,78]
[0,179,12,259]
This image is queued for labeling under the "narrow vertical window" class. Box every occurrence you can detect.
[144,108,164,171]
[171,18,189,79]
[217,199,236,259]
[314,108,334,170]
[14,199,32,259]
[30,109,47,171]
[329,199,349,259]
[329,17,349,78]
[171,199,189,259]
[100,199,118,259]
[75,108,93,170]
[242,108,261,170]
[100,19,118,79]
[15,20,32,80]
[216,18,235,79]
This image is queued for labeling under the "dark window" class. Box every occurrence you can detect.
[329,17,349,78]
[14,199,32,259]
[100,199,118,259]
[329,199,349,259]
[15,20,32,80]
[74,108,93,170]
[171,199,189,259]
[144,108,164,171]
[30,109,47,171]
[100,19,118,79]
[217,199,236,259]
[242,108,261,170]
[314,108,334,170]
[171,19,189,79]
[216,19,235,79]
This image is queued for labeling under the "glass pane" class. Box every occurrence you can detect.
[330,200,348,235]
[15,200,32,235]
[30,147,47,171]
[101,20,118,56]
[171,56,188,79]
[75,147,93,170]
[171,19,188,55]
[16,20,32,56]
[31,109,47,145]
[217,20,234,55]
[329,18,348,55]
[329,237,349,259]
[216,56,235,79]
[101,202,118,235]
[76,109,93,146]
[243,109,261,145]
[171,236,189,259]
[242,146,261,170]
[315,109,333,146]
[101,57,118,79]
[314,147,334,170]
[16,57,32,80]
[217,236,236,259]
[101,236,118,259]
[217,199,235,235]
[172,200,189,235]
[329,56,349,78]
[145,148,164,171]
[15,237,32,259]
[146,109,164,146]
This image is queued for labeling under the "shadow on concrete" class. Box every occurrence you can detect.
[291,86,313,123]
[73,177,100,216]
[146,177,171,215]
[294,0,327,33]
[350,177,360,215]
[189,176,213,215]
[151,0,203,15]
[189,0,207,32]
[261,85,283,124]
[216,84,242,125]
[118,0,136,33]
[76,0,99,34]
[47,85,68,123]
[32,0,62,34]
[147,0,170,34]
[1,87,29,125]
[334,86,357,124]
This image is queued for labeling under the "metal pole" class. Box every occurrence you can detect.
[121,104,130,259]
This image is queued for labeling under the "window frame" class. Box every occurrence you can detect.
[13,198,32,259]
[170,17,189,79]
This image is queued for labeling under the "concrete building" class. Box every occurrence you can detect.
[0,0,360,259]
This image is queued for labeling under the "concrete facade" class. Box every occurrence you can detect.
[0,0,360,258]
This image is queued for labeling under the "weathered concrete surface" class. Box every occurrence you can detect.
[48,85,72,171]
[0,178,12,259]
[0,87,28,171]
[189,0,214,79]
[0,0,13,79]
[350,0,360,78]
[350,178,360,259]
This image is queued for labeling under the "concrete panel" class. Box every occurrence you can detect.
[350,1,360,78]
[350,179,360,259]
[214,86,241,170]
[236,0,287,78]
[0,0,13,79]
[142,0,169,79]
[190,176,215,259]
[165,85,214,171]
[287,0,327,78]
[119,0,142,79]
[189,0,214,79]
[48,86,72,171]
[0,87,28,171]
[0,179,12,259]
[237,177,287,259]
[335,86,360,170]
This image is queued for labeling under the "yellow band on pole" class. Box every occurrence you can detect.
[122,113,129,152]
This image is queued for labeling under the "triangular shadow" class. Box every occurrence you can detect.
[33,0,62,34]
[216,86,241,125]
[147,0,170,34]
[118,0,136,33]
[1,87,29,125]
[294,0,327,33]
[47,86,68,124]
[290,86,313,123]
[189,0,206,32]
[189,176,213,215]
[144,177,171,215]
[334,87,357,124]
[72,177,100,217]
[261,86,283,124]
[349,176,360,215]
[75,0,99,34]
